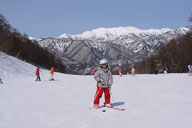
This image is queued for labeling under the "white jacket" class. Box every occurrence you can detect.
[94,67,113,88]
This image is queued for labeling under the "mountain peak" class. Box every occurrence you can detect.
[59,26,174,40]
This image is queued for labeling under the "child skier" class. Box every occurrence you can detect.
[93,59,113,108]
[50,67,55,80]
[35,67,41,81]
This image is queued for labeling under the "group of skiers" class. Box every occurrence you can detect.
[118,67,135,77]
[92,59,137,108]
[91,59,135,108]
[1,58,191,110]
[93,66,136,77]
[91,60,192,109]
[35,67,55,81]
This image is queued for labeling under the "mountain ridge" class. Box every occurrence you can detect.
[35,26,190,74]
[58,26,189,41]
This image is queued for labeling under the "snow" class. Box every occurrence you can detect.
[134,43,144,53]
[1,52,192,128]
[28,36,37,40]
[0,52,36,79]
[59,26,190,42]
[59,26,176,41]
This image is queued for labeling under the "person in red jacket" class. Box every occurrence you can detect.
[92,68,96,75]
[118,67,122,77]
[50,67,55,81]
[36,67,41,81]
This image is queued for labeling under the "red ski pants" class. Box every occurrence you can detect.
[94,86,110,105]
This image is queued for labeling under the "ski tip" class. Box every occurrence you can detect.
[102,110,106,112]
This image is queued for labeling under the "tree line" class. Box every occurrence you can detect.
[137,15,192,74]
[137,30,192,73]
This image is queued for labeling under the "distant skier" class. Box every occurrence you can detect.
[118,67,122,77]
[35,67,41,81]
[92,68,96,75]
[50,67,55,80]
[155,67,158,74]
[164,66,168,74]
[93,59,113,108]
[0,78,3,84]
[188,65,192,76]
[131,67,135,76]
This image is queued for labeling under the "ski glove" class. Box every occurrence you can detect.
[108,84,112,91]
[99,79,105,85]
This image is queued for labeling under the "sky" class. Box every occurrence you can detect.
[0,0,192,38]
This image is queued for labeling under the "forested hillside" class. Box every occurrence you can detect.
[0,14,66,73]
[137,31,192,73]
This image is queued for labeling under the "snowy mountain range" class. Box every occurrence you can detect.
[59,27,173,41]
[35,26,190,74]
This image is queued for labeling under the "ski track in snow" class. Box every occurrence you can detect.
[0,52,192,128]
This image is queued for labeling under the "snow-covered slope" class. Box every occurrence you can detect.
[37,26,190,74]
[0,54,192,128]
[0,52,36,79]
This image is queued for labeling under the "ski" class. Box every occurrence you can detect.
[105,106,125,111]
[89,106,106,112]
[100,105,125,111]
[89,105,125,112]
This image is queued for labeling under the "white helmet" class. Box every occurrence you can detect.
[100,59,108,65]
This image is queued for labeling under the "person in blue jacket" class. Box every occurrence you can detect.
[188,65,192,76]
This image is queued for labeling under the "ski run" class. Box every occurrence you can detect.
[0,52,192,128]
